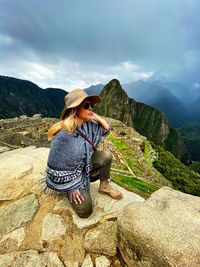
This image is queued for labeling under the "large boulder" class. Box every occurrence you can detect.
[0,193,39,240]
[84,221,117,256]
[0,146,49,201]
[117,186,200,266]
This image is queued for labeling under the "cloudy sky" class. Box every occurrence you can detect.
[0,0,200,91]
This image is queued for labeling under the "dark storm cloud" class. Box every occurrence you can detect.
[0,0,200,88]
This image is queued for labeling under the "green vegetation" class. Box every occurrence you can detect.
[107,133,144,174]
[150,142,200,197]
[125,158,143,172]
[111,163,129,172]
[189,161,200,174]
[179,121,200,162]
[166,126,187,160]
[133,103,164,146]
[108,137,129,150]
[111,173,160,199]
[143,140,153,168]
[108,132,166,197]
[95,78,187,163]
[107,129,200,198]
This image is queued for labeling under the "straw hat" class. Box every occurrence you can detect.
[60,88,101,119]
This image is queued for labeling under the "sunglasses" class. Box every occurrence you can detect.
[81,102,94,109]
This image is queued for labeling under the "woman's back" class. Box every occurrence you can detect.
[47,128,86,171]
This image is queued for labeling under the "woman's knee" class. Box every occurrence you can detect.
[76,206,93,218]
[70,190,93,218]
[91,150,112,170]
[75,202,93,218]
[102,151,112,164]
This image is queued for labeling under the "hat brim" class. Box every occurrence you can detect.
[60,95,101,120]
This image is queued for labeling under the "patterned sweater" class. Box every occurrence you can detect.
[42,119,111,195]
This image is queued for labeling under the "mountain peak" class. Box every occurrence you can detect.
[101,78,127,97]
[93,79,188,161]
[106,79,122,89]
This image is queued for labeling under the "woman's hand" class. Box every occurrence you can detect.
[89,112,110,132]
[69,189,84,205]
[88,111,98,121]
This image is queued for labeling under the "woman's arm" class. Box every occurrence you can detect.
[90,112,110,131]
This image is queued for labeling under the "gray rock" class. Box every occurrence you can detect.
[81,254,94,267]
[0,146,12,153]
[95,255,111,267]
[0,227,26,247]
[0,193,39,239]
[0,249,65,267]
[64,261,79,267]
[0,146,49,200]
[41,213,68,243]
[117,186,200,267]
[33,114,42,118]
[84,221,117,256]
[19,115,28,119]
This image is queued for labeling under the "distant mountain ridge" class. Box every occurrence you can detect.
[85,79,200,127]
[189,96,200,121]
[93,79,187,161]
[0,75,67,119]
[85,84,104,95]
[0,75,188,162]
[122,80,188,127]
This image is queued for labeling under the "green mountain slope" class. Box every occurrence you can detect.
[94,79,188,162]
[0,75,67,119]
[179,121,200,162]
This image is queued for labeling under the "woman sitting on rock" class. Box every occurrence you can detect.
[41,88,123,218]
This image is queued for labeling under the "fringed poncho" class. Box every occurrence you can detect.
[37,119,111,196]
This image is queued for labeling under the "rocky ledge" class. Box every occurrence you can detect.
[0,146,199,266]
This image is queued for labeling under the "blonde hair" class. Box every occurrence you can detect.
[47,108,78,141]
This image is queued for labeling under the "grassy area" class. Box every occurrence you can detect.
[111,172,160,199]
[108,132,166,198]
[151,142,200,197]
[111,163,129,172]
[125,157,144,173]
[143,140,154,168]
[108,136,129,150]
[109,133,141,171]
[108,132,145,174]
